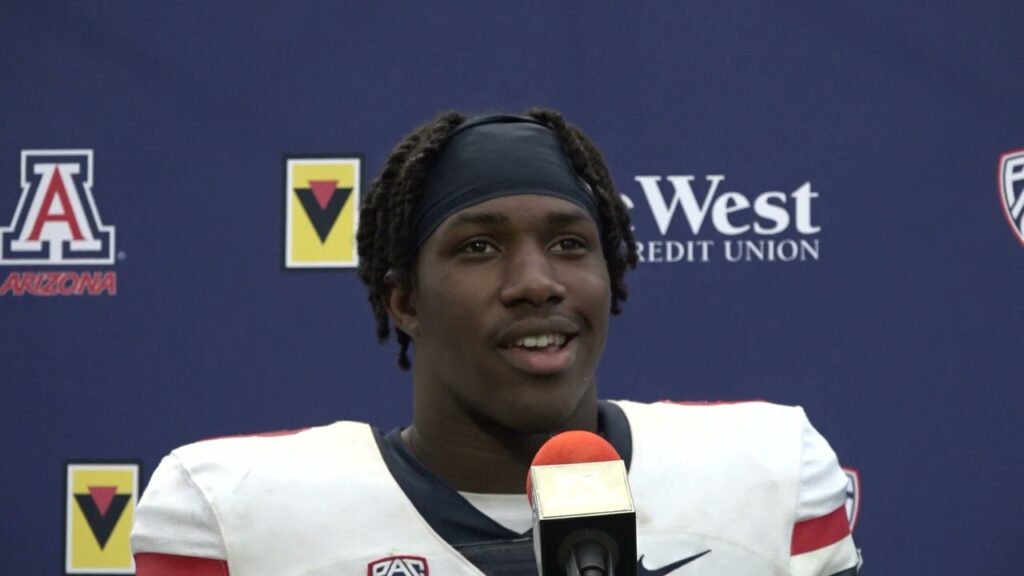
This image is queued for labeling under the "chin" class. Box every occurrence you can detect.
[489,383,594,435]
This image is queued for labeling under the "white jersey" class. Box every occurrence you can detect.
[132,400,859,576]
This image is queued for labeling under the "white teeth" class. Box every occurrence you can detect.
[512,333,567,349]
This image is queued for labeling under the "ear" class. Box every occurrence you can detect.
[384,271,420,339]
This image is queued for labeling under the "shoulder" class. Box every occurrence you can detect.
[132,421,379,559]
[170,421,372,471]
[613,400,850,512]
[164,421,382,504]
[612,399,838,488]
[613,398,811,436]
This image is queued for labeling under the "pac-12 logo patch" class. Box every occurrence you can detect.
[1,150,115,265]
[285,156,360,268]
[999,148,1024,247]
[367,555,429,576]
[65,462,139,574]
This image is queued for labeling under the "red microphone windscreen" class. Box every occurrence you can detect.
[526,431,622,502]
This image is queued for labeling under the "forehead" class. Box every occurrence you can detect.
[433,194,598,234]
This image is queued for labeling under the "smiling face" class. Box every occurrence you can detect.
[390,194,612,434]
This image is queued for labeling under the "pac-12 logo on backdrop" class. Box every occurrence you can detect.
[1,150,114,265]
[284,156,360,269]
[65,462,139,575]
[998,148,1024,247]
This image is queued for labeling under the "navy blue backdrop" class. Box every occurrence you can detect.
[2,2,1022,574]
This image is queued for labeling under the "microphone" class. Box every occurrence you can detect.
[527,431,637,576]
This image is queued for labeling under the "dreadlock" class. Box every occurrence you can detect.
[356,108,638,369]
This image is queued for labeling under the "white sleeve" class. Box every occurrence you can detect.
[130,452,227,560]
[790,408,861,576]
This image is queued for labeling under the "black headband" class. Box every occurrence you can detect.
[412,115,601,249]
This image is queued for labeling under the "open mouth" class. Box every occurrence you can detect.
[499,332,578,375]
[504,333,570,350]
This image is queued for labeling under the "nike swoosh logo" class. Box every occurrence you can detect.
[637,550,711,576]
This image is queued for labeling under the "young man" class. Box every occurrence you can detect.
[131,110,860,575]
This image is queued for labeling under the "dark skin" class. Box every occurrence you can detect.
[386,194,612,493]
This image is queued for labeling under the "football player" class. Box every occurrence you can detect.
[132,110,859,576]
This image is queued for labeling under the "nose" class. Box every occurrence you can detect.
[499,244,567,308]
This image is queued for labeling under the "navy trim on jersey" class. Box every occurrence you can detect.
[374,400,633,549]
[600,400,633,468]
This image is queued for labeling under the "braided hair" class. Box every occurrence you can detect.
[356,108,638,369]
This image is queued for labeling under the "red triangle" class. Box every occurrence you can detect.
[88,486,118,516]
[308,180,338,210]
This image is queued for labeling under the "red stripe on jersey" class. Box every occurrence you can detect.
[791,505,850,555]
[199,427,311,443]
[135,553,229,576]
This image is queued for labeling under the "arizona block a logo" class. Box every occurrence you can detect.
[1,150,115,265]
[0,150,117,296]
[999,148,1024,247]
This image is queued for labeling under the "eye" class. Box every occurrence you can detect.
[550,237,588,253]
[459,239,498,254]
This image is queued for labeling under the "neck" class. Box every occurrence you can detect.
[403,380,598,494]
